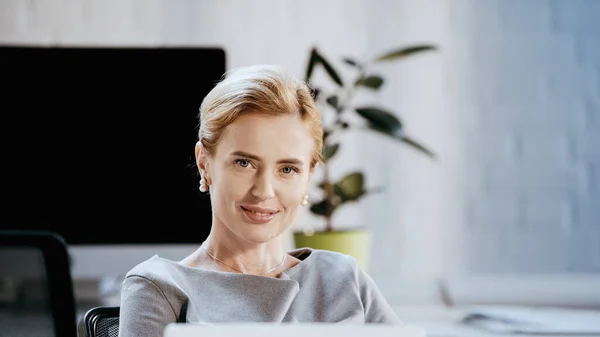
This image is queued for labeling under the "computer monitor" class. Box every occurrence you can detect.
[1,45,226,286]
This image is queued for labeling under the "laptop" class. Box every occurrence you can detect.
[163,322,427,337]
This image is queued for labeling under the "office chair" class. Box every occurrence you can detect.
[81,306,120,337]
[0,230,78,337]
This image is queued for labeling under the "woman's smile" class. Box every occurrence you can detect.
[241,205,279,224]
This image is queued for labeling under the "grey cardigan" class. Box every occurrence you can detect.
[118,247,402,337]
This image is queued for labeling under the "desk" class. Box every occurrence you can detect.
[393,306,587,337]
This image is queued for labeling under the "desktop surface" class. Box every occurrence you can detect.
[163,323,426,337]
[394,305,600,337]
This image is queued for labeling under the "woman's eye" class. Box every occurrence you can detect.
[281,166,298,174]
[236,159,250,168]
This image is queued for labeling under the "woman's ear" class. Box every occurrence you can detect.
[195,141,211,183]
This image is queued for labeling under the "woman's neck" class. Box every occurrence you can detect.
[202,230,287,276]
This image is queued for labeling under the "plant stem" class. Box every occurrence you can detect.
[320,67,366,233]
[317,61,368,232]
[323,160,334,232]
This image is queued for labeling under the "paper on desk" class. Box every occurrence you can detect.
[461,305,600,334]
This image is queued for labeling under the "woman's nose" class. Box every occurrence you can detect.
[251,173,275,201]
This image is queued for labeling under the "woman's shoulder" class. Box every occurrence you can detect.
[289,247,361,277]
[124,254,184,281]
[291,246,358,263]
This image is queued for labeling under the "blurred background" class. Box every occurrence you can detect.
[1,0,599,335]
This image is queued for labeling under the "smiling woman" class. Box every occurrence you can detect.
[197,112,317,250]
[118,65,402,337]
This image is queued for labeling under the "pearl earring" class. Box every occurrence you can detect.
[301,194,308,206]
[199,178,209,192]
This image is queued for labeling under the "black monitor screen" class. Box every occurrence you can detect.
[1,46,225,244]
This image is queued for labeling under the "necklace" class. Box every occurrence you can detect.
[201,244,286,274]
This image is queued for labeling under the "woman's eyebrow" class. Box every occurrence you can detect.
[230,151,304,166]
[231,151,261,161]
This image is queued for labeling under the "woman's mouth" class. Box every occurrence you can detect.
[241,206,278,224]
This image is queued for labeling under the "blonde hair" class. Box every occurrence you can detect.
[198,64,323,168]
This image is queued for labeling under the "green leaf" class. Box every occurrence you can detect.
[375,45,438,62]
[322,143,339,161]
[365,123,402,140]
[335,172,365,202]
[401,136,436,159]
[355,75,384,90]
[355,107,403,135]
[326,95,339,110]
[314,49,344,87]
[309,87,321,102]
[342,58,359,67]
[317,182,342,200]
[309,199,336,217]
[317,182,328,190]
[322,129,331,143]
[305,47,319,82]
[354,107,435,159]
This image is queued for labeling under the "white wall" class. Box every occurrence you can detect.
[2,0,598,306]
[455,0,600,274]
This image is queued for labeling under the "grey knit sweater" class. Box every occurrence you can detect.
[118,247,402,337]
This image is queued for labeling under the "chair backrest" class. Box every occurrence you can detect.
[0,230,78,337]
[81,306,120,337]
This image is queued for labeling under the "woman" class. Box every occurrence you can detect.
[118,64,401,337]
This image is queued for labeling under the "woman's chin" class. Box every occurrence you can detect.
[236,223,281,243]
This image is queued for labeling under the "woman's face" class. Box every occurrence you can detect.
[197,113,315,244]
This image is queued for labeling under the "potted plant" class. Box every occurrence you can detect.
[294,44,438,269]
